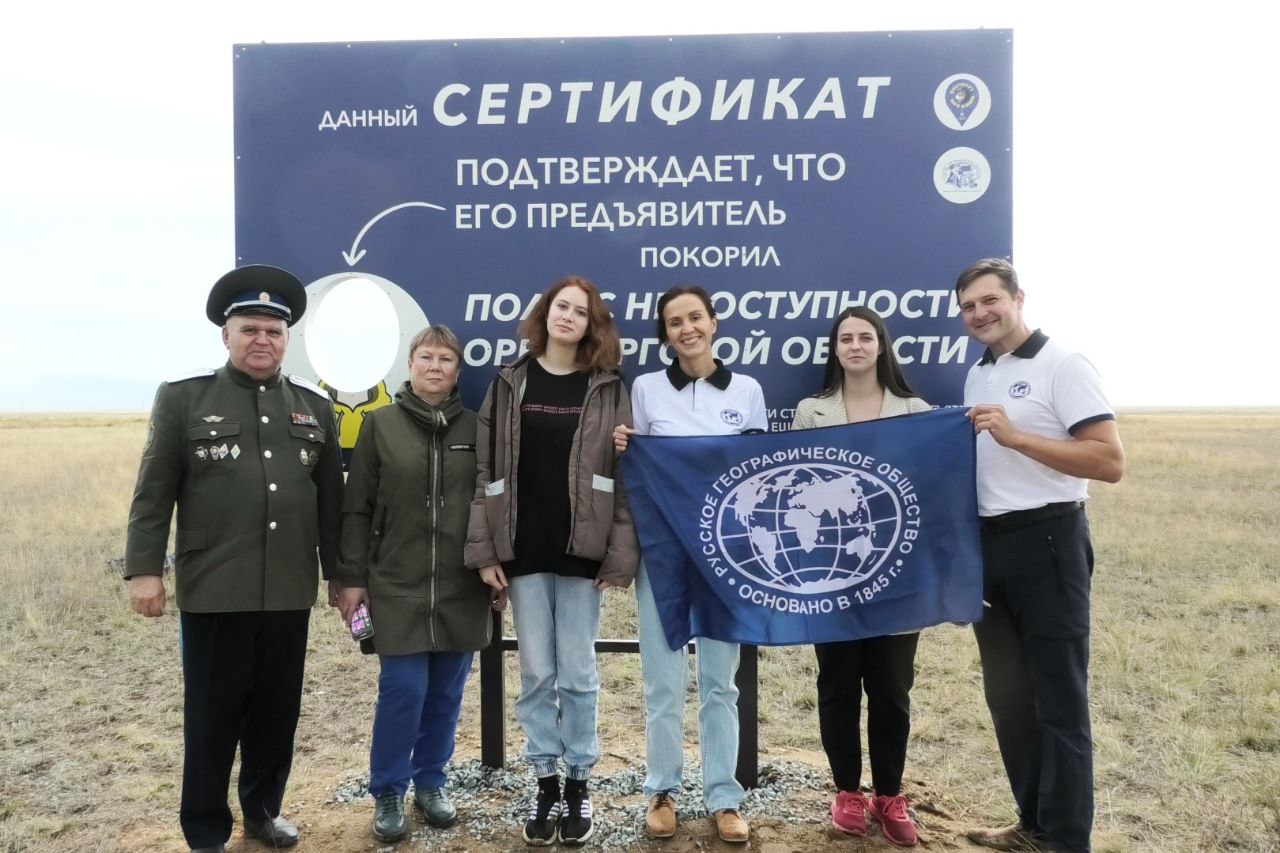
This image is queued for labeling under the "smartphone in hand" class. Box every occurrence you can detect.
[349,602,374,641]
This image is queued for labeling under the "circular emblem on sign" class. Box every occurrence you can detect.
[715,462,903,594]
[933,73,992,130]
[720,408,744,427]
[934,147,991,204]
[1009,381,1031,398]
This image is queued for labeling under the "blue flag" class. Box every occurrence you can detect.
[620,407,983,648]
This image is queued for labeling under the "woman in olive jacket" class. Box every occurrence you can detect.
[337,325,495,844]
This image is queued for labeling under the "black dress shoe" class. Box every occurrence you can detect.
[243,814,300,848]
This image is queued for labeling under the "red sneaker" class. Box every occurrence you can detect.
[869,793,918,846]
[829,790,868,836]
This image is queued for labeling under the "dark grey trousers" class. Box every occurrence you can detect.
[975,508,1094,853]
[815,631,920,796]
[179,609,309,848]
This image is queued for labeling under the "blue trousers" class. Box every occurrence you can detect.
[368,651,473,797]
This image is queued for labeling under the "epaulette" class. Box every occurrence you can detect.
[288,374,330,399]
[166,368,216,383]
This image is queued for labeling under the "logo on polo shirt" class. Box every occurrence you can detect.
[720,408,744,427]
[1008,381,1031,399]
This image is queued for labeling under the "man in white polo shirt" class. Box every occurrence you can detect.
[956,259,1124,853]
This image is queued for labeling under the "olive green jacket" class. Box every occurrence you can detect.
[124,363,342,612]
[337,387,491,654]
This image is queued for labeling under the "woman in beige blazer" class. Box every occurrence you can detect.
[791,306,929,847]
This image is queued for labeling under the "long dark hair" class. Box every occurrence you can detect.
[815,306,916,399]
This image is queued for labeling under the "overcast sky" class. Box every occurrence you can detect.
[1,0,1273,410]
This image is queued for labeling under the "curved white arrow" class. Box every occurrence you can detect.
[343,201,448,266]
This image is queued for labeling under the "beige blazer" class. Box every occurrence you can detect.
[791,387,931,429]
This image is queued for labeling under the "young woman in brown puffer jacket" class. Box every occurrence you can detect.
[466,276,638,847]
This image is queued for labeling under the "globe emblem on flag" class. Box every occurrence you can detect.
[716,463,903,594]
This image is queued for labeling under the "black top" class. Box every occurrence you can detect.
[507,358,602,579]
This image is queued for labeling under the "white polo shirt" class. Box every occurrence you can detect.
[632,361,767,437]
[964,330,1114,516]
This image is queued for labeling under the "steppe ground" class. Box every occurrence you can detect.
[0,411,1276,852]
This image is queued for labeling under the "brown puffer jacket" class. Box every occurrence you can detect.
[464,355,639,587]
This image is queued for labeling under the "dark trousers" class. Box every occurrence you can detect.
[974,508,1094,853]
[179,609,310,848]
[814,632,919,795]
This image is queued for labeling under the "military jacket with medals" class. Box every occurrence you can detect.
[125,362,343,612]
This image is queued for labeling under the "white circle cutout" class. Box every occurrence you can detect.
[302,276,400,392]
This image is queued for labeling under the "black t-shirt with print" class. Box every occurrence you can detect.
[506,358,602,580]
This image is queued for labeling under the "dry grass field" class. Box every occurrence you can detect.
[0,411,1276,852]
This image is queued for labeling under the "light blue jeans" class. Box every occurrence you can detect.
[508,573,602,780]
[635,561,744,812]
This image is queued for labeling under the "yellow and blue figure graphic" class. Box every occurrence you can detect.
[320,380,393,465]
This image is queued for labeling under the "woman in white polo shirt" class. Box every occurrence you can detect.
[615,285,766,844]
[791,306,929,848]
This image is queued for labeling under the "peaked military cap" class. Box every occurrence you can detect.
[206,264,307,327]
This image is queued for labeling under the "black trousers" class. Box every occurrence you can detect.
[814,632,919,795]
[179,609,310,848]
[974,508,1094,853]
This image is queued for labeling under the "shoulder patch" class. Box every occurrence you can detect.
[166,368,215,383]
[288,374,330,399]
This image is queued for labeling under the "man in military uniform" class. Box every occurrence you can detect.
[124,265,342,852]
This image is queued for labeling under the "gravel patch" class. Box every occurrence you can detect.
[334,758,830,849]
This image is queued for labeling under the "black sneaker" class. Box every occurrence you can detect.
[559,778,594,846]
[522,775,561,846]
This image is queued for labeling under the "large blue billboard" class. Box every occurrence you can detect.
[233,30,1011,444]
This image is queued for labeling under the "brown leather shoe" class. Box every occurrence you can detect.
[713,808,749,843]
[645,792,677,838]
[966,822,1045,851]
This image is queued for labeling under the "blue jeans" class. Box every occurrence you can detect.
[508,573,602,780]
[635,561,744,812]
[368,651,473,797]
